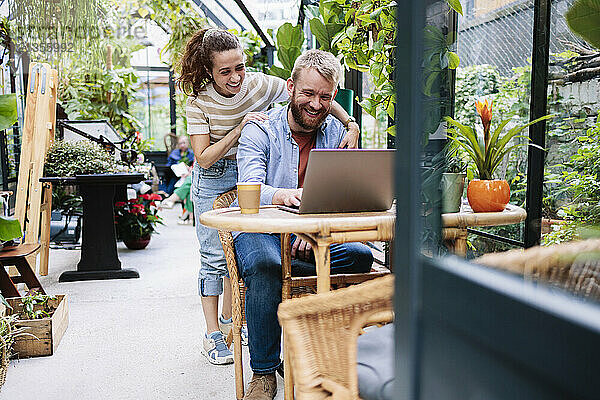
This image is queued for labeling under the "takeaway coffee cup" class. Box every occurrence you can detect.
[237,182,261,214]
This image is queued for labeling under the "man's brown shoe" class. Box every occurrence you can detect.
[243,373,277,400]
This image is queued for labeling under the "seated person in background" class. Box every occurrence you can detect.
[233,49,373,400]
[160,135,195,196]
[161,177,195,224]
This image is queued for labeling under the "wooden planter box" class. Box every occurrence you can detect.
[5,295,68,358]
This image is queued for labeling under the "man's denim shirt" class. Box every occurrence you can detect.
[235,105,346,206]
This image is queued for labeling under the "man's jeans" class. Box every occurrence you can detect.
[234,232,373,373]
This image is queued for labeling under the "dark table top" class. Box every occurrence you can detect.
[40,173,145,185]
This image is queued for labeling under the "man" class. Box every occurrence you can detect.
[234,49,373,400]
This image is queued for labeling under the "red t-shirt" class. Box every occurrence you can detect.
[292,132,317,188]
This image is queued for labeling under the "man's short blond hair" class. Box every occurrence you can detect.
[291,49,342,86]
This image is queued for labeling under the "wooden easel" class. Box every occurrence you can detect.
[14,62,57,276]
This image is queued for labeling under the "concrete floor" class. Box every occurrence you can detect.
[1,207,284,400]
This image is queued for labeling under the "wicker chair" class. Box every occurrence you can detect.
[475,238,600,301]
[277,275,394,400]
[212,190,392,399]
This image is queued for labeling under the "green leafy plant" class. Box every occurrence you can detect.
[555,115,600,225]
[19,294,57,320]
[447,0,463,15]
[230,29,268,73]
[51,187,83,213]
[446,100,552,180]
[445,148,467,173]
[268,23,305,80]
[159,10,207,71]
[0,314,24,361]
[44,141,123,177]
[8,0,107,64]
[60,67,142,140]
[0,93,17,131]
[307,1,344,56]
[114,194,163,241]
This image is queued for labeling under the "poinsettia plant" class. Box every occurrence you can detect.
[114,194,163,241]
[445,99,553,180]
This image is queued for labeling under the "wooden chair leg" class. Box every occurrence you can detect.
[283,337,294,400]
[39,182,52,276]
[281,233,294,399]
[281,233,292,300]
[0,263,20,298]
[231,277,245,399]
[233,322,244,399]
[14,257,45,295]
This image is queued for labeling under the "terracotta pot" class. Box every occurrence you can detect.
[467,179,510,213]
[123,235,151,250]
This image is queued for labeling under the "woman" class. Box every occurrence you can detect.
[178,28,360,365]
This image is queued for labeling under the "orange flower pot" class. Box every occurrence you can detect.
[467,179,510,213]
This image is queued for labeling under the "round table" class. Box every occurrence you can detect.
[200,205,395,293]
[442,204,527,256]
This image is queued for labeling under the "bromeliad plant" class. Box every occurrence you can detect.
[114,194,163,241]
[445,99,553,180]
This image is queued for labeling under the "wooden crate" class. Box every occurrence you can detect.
[6,295,68,358]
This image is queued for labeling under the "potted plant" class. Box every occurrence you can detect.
[114,194,163,249]
[44,140,123,177]
[4,293,68,358]
[445,99,552,212]
[442,146,467,213]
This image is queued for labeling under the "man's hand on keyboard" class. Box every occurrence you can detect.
[272,188,303,207]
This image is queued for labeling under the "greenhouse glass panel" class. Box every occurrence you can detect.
[130,70,172,151]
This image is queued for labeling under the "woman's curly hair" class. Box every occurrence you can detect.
[178,29,242,97]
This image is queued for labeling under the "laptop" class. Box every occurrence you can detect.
[278,149,395,214]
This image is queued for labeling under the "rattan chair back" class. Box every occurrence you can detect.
[475,238,600,301]
[278,274,394,400]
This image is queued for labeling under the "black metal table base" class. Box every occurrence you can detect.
[41,174,145,282]
[59,268,139,282]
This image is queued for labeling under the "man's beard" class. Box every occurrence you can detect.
[290,92,330,131]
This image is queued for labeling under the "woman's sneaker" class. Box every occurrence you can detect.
[202,331,234,365]
[219,315,249,346]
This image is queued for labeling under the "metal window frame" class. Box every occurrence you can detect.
[395,2,600,399]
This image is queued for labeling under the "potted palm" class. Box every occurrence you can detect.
[445,99,552,212]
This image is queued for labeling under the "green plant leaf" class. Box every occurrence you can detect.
[309,19,330,50]
[445,117,485,162]
[447,51,460,69]
[386,125,396,137]
[0,94,18,131]
[276,23,305,70]
[565,0,600,49]
[447,0,463,15]
[267,65,290,80]
[0,216,22,242]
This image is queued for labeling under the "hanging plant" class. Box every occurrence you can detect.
[9,0,109,64]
